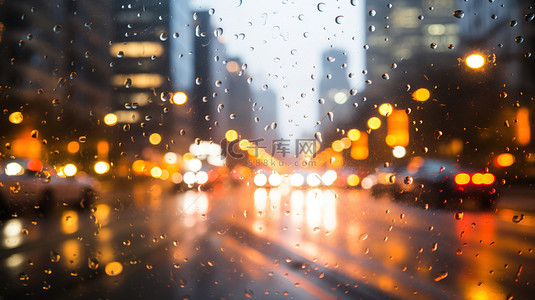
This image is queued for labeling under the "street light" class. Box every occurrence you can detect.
[412,88,430,102]
[466,54,485,69]
[367,117,381,130]
[172,92,187,105]
[104,113,118,126]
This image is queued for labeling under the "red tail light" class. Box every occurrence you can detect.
[471,173,495,185]
[454,173,470,185]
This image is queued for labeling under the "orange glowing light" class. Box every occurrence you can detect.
[496,153,515,167]
[454,173,470,185]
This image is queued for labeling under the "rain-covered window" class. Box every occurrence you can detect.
[1,0,534,299]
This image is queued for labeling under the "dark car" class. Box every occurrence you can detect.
[0,159,99,218]
[372,157,498,209]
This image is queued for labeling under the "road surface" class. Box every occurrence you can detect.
[1,181,534,299]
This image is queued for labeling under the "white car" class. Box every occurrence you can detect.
[0,159,99,218]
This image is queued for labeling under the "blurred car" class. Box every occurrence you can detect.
[369,157,498,209]
[0,159,99,218]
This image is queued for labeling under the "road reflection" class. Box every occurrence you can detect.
[0,184,533,299]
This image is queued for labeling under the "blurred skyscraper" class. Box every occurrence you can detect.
[0,0,113,168]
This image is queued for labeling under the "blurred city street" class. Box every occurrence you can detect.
[1,182,534,299]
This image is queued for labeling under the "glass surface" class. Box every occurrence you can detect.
[1,0,534,299]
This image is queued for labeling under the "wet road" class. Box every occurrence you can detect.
[1,182,534,299]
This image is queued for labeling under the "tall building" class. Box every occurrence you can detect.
[110,1,173,159]
[0,0,113,170]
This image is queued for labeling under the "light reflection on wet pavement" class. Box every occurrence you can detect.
[1,182,534,299]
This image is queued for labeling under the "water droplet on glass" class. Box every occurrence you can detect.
[359,233,368,241]
[53,25,63,33]
[88,258,99,270]
[335,15,344,24]
[454,212,464,220]
[160,91,171,102]
[327,112,334,122]
[382,73,390,80]
[117,51,124,58]
[160,32,169,41]
[510,20,518,27]
[230,114,236,119]
[215,80,222,87]
[368,25,375,32]
[217,104,224,113]
[262,84,268,91]
[512,214,524,223]
[214,28,223,37]
[515,36,524,43]
[404,176,413,184]
[50,251,61,263]
[19,272,29,281]
[314,132,323,143]
[434,271,448,282]
[125,78,132,88]
[317,2,326,12]
[369,10,376,17]
[318,98,325,104]
[244,289,254,298]
[430,43,437,49]
[389,174,396,183]
[525,13,534,22]
[453,10,464,19]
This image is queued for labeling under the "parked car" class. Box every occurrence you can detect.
[0,159,99,218]
[369,157,498,209]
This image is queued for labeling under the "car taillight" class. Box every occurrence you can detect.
[471,173,495,185]
[454,173,470,185]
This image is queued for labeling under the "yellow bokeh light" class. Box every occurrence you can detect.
[496,153,515,167]
[466,54,485,69]
[64,164,77,177]
[172,92,187,105]
[61,210,79,234]
[341,137,352,149]
[94,161,110,174]
[347,129,361,141]
[412,88,430,102]
[150,166,162,178]
[225,130,238,142]
[332,140,344,152]
[132,160,146,173]
[8,112,23,124]
[67,141,80,153]
[104,113,118,126]
[149,133,162,145]
[347,174,360,187]
[367,117,382,130]
[239,139,250,150]
[378,103,393,116]
[105,262,123,276]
